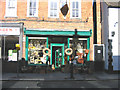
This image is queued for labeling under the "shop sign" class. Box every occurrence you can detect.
[0,27,20,35]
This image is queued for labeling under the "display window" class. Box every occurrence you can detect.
[69,38,87,64]
[28,37,48,65]
[69,38,87,53]
[0,36,19,61]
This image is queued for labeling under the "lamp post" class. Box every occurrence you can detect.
[70,29,79,79]
[16,44,20,78]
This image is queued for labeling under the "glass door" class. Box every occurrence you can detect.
[50,43,64,69]
[55,48,63,68]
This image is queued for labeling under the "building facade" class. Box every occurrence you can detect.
[0,0,101,71]
[101,0,120,71]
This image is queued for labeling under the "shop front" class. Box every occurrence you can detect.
[24,29,92,69]
[0,23,23,73]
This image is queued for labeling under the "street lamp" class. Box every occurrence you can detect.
[70,29,79,79]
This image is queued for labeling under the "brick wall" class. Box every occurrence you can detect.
[0,0,101,61]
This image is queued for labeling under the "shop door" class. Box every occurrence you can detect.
[50,43,64,68]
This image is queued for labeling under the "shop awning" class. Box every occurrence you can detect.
[24,28,92,37]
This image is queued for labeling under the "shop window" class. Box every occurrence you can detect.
[28,38,48,65]
[0,36,19,61]
[5,0,17,17]
[69,39,87,52]
[70,0,81,18]
[48,0,59,18]
[69,38,87,64]
[27,0,38,17]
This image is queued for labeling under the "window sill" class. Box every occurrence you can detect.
[26,16,38,18]
[4,16,18,18]
[70,17,81,19]
[48,16,59,19]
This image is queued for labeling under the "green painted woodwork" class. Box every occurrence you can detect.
[55,49,62,68]
[87,37,90,61]
[67,38,70,62]
[46,37,49,62]
[24,30,92,36]
[24,28,26,33]
[25,36,28,61]
[24,28,92,64]
[46,37,48,48]
[28,64,46,66]
[55,50,57,68]
[50,43,65,66]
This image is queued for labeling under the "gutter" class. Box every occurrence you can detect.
[93,0,97,44]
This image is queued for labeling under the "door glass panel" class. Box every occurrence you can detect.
[5,36,19,61]
[55,47,63,68]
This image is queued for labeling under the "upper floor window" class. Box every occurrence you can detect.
[48,0,59,18]
[70,0,81,18]
[5,0,17,17]
[27,0,38,17]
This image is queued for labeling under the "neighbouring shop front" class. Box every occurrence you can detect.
[24,29,92,69]
[0,23,23,73]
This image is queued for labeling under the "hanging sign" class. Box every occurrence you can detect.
[0,27,20,35]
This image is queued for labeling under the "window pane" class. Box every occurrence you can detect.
[72,2,75,8]
[54,11,57,16]
[28,39,47,65]
[76,10,79,17]
[72,10,75,17]
[51,2,53,9]
[30,9,33,15]
[76,2,78,9]
[33,8,36,15]
[33,2,36,8]
[8,0,15,8]
[54,2,57,9]
[50,11,53,16]
[30,1,32,8]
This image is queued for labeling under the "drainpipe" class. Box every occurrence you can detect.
[93,0,97,44]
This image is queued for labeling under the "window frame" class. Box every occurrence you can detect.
[5,0,17,17]
[70,0,81,19]
[48,0,59,18]
[27,0,38,17]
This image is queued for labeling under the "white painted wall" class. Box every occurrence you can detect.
[109,8,120,71]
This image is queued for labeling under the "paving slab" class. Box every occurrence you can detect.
[1,72,120,81]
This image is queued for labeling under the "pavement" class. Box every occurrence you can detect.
[1,71,120,81]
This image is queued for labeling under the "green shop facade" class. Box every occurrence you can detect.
[24,28,92,69]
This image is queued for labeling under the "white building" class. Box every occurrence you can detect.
[101,0,120,71]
